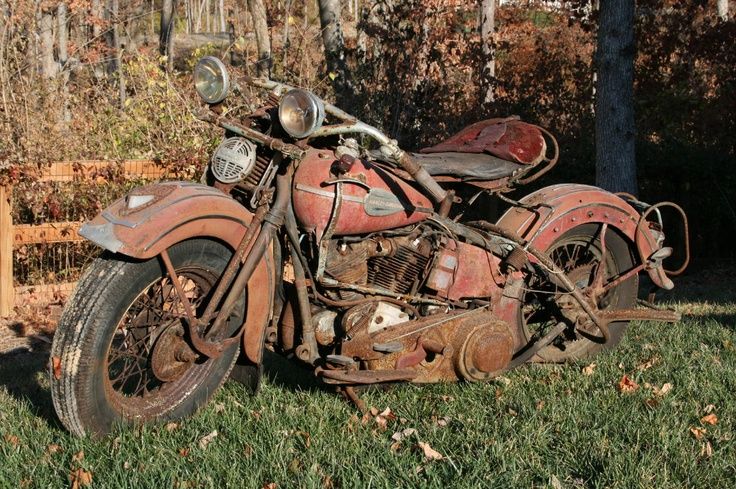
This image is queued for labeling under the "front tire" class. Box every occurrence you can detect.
[50,239,244,437]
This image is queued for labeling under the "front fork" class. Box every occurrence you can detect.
[161,165,294,360]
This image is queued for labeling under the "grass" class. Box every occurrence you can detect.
[1,280,735,488]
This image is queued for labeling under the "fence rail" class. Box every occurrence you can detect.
[0,160,168,316]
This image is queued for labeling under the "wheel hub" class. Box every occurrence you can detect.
[151,324,198,382]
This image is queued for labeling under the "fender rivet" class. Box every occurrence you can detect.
[587,211,594,218]
[553,227,560,232]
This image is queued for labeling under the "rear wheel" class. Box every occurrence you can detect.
[520,223,638,362]
[50,239,244,437]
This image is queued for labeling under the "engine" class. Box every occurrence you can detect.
[323,232,433,299]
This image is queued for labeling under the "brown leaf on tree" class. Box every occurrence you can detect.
[701,414,718,426]
[690,427,707,440]
[417,441,444,461]
[617,375,639,393]
[69,468,93,489]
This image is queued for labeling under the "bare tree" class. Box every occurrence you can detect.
[160,0,176,72]
[318,0,353,105]
[595,0,637,194]
[107,0,125,106]
[480,0,495,105]
[717,0,729,20]
[58,3,71,122]
[247,0,272,77]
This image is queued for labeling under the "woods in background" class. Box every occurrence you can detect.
[0,0,734,264]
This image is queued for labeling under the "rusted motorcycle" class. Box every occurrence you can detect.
[50,56,687,436]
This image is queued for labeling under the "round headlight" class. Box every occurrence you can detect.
[278,89,325,138]
[194,56,230,104]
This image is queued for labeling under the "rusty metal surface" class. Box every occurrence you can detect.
[494,184,672,290]
[292,149,433,237]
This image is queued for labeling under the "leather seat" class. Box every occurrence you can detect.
[410,152,526,181]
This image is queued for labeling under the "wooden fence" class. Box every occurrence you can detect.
[0,160,169,316]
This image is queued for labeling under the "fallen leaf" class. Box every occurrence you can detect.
[374,407,396,431]
[704,404,716,414]
[644,398,660,408]
[123,461,131,470]
[436,416,450,427]
[294,431,311,448]
[214,403,225,414]
[198,430,218,449]
[165,422,179,432]
[690,427,707,440]
[653,383,672,397]
[69,468,92,489]
[440,395,454,402]
[179,447,190,457]
[417,441,444,461]
[251,410,262,420]
[550,475,563,489]
[701,441,713,458]
[322,475,334,488]
[287,458,302,474]
[536,400,545,411]
[637,356,660,371]
[262,483,277,489]
[617,375,639,393]
[243,444,254,458]
[391,428,417,443]
[72,450,85,463]
[582,362,597,376]
[4,434,19,447]
[46,444,62,455]
[507,407,518,417]
[701,414,718,425]
[52,356,62,380]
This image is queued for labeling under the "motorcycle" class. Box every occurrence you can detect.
[49,56,687,436]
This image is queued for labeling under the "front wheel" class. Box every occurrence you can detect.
[50,239,244,437]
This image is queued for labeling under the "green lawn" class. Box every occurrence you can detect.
[1,283,735,488]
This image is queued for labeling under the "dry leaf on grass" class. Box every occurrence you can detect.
[636,356,660,371]
[653,383,672,397]
[550,475,563,489]
[3,434,20,447]
[214,403,225,414]
[417,441,444,461]
[704,404,716,414]
[198,430,218,449]
[69,468,92,489]
[617,375,639,393]
[46,444,62,455]
[178,447,190,457]
[536,400,545,411]
[262,483,277,489]
[582,362,597,376]
[701,414,718,425]
[700,441,714,458]
[71,450,84,463]
[165,422,179,432]
[690,427,707,440]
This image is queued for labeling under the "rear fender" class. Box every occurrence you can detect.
[79,181,275,364]
[496,184,674,290]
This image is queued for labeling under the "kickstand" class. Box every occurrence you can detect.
[337,385,368,414]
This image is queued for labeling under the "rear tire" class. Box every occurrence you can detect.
[50,239,243,437]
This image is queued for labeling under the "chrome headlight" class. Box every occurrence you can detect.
[194,56,230,104]
[278,89,325,138]
[211,137,257,183]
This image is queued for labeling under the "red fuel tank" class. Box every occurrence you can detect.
[292,149,434,237]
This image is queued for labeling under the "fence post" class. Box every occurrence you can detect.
[0,185,13,316]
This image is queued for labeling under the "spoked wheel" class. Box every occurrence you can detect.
[51,239,244,437]
[520,223,638,362]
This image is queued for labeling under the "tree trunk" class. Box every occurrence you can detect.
[218,0,226,32]
[58,3,71,122]
[247,0,272,77]
[107,0,125,107]
[717,0,729,20]
[317,0,353,105]
[160,0,176,72]
[39,9,57,78]
[480,0,495,105]
[91,0,102,38]
[594,0,637,195]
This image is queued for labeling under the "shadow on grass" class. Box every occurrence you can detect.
[0,348,61,429]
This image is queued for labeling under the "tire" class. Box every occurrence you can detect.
[50,239,244,437]
[520,223,638,362]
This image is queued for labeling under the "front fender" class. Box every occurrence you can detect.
[80,181,276,364]
[496,184,674,290]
